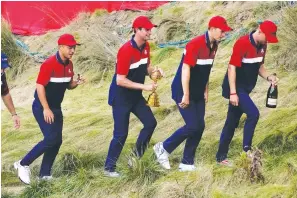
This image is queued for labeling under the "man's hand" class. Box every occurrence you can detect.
[76,74,86,85]
[44,108,54,124]
[267,74,279,86]
[230,94,239,106]
[143,83,157,92]
[68,74,86,89]
[179,94,190,109]
[12,114,20,129]
[204,91,208,103]
[152,67,165,77]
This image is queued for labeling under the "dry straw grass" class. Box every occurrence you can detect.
[1,19,32,78]
[276,5,297,71]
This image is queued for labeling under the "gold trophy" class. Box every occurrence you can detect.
[147,67,162,107]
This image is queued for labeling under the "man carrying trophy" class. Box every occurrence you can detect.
[154,16,232,171]
[105,16,164,177]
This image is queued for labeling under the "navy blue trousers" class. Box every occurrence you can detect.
[163,100,205,165]
[216,92,260,162]
[21,102,63,177]
[104,98,157,172]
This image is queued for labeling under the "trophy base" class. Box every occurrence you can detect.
[147,103,160,107]
[147,92,160,107]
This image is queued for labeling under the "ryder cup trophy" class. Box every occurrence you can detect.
[147,67,162,107]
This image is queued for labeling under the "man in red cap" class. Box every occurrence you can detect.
[1,53,21,129]
[14,34,85,184]
[154,16,232,171]
[104,16,163,177]
[216,20,279,166]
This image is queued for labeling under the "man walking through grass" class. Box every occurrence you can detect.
[154,16,232,171]
[1,53,21,129]
[14,34,85,184]
[216,20,279,166]
[104,16,164,177]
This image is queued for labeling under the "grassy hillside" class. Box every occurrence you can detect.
[1,2,297,198]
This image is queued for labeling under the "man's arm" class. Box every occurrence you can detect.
[2,93,17,115]
[204,81,209,103]
[228,64,239,106]
[258,64,270,80]
[68,79,79,90]
[2,93,20,129]
[179,63,191,109]
[116,74,156,91]
[258,64,278,85]
[36,84,54,124]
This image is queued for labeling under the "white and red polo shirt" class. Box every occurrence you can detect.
[34,52,74,109]
[108,35,150,105]
[222,31,267,98]
[171,31,218,102]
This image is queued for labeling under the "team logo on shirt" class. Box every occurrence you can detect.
[144,50,147,55]
[69,69,71,73]
[261,49,264,54]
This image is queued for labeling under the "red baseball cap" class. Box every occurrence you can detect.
[58,34,80,46]
[132,16,157,30]
[208,16,233,32]
[260,20,278,43]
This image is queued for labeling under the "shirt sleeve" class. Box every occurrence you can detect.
[183,42,198,67]
[36,62,52,86]
[116,46,131,75]
[229,39,245,67]
[1,73,9,96]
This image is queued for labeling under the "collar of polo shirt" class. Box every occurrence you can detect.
[130,35,146,52]
[205,31,218,52]
[249,31,265,51]
[56,51,70,66]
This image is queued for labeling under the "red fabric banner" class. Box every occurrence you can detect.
[1,1,167,35]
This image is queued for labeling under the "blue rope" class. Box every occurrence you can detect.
[15,39,48,61]
[158,39,190,48]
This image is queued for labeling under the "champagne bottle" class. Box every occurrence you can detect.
[266,73,278,108]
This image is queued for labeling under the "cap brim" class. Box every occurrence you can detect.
[64,42,81,46]
[221,26,233,32]
[266,35,278,43]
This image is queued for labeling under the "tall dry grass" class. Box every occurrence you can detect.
[276,5,297,71]
[1,19,30,78]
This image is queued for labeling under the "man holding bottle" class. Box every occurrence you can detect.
[216,20,279,166]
